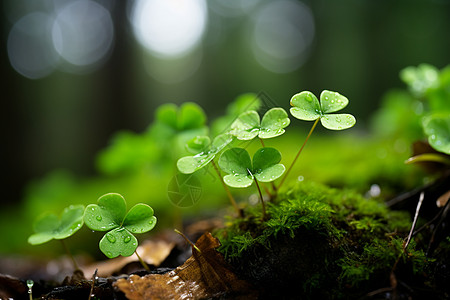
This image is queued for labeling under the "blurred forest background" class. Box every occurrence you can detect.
[2,0,450,210]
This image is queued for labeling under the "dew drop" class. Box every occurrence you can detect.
[96,216,102,221]
[106,233,116,243]
[305,94,313,102]
[124,236,131,243]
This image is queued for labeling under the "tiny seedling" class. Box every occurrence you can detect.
[278,90,356,189]
[230,108,290,146]
[177,133,242,215]
[28,204,85,270]
[84,193,157,270]
[218,147,285,219]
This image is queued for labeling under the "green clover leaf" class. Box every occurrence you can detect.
[218,147,285,188]
[290,90,356,130]
[177,133,233,174]
[422,114,450,155]
[28,205,85,245]
[230,108,290,140]
[84,193,157,258]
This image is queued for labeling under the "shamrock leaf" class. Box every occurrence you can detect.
[230,108,290,140]
[290,90,356,130]
[84,193,157,258]
[177,133,233,174]
[422,114,450,155]
[218,147,285,188]
[28,205,85,245]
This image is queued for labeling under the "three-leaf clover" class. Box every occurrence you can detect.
[218,147,285,188]
[177,133,233,174]
[230,108,290,140]
[290,90,356,130]
[84,193,157,258]
[28,205,85,245]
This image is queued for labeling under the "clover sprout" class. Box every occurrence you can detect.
[84,193,156,269]
[230,108,290,143]
[289,90,356,130]
[218,147,285,219]
[177,133,233,174]
[176,133,242,215]
[28,204,85,269]
[278,90,356,190]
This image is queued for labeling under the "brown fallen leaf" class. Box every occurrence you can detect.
[114,232,258,300]
[82,239,175,277]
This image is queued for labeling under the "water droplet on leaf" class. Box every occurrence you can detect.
[96,216,102,221]
[106,233,116,243]
[124,236,131,243]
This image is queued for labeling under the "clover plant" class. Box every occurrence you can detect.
[28,204,85,269]
[278,90,356,189]
[218,147,285,219]
[230,108,290,145]
[177,133,233,174]
[84,193,156,269]
[177,133,242,215]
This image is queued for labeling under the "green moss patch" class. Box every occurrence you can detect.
[215,181,435,298]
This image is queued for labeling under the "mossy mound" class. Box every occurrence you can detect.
[215,181,445,299]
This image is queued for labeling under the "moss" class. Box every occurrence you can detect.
[214,181,436,298]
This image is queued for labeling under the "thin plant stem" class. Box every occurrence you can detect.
[135,250,151,272]
[254,178,267,221]
[211,160,242,217]
[88,269,98,300]
[259,138,277,197]
[259,138,265,147]
[174,229,201,253]
[277,118,319,190]
[60,239,79,270]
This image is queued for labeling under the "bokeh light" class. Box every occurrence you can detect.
[52,0,114,72]
[251,0,314,73]
[130,0,208,58]
[6,0,114,78]
[7,12,59,79]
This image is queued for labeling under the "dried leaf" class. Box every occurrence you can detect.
[82,240,175,277]
[115,232,257,299]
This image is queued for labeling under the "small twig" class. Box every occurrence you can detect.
[390,192,425,291]
[87,269,98,300]
[404,192,425,250]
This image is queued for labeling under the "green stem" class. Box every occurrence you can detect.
[60,239,79,270]
[174,229,202,253]
[259,138,277,198]
[135,250,151,272]
[254,178,267,221]
[259,138,265,147]
[277,118,319,190]
[211,160,242,217]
